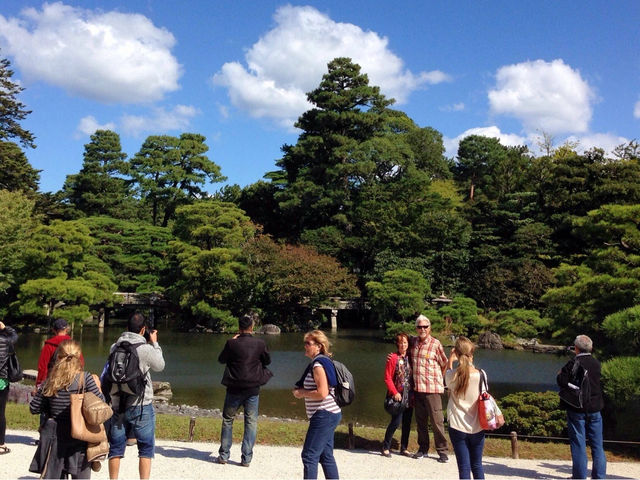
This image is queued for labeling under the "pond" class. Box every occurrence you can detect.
[15,327,566,428]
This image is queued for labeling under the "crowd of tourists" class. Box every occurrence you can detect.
[0,313,607,479]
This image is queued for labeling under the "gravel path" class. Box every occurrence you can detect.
[3,429,639,479]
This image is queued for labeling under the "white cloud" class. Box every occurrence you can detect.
[440,102,465,112]
[0,2,181,103]
[488,59,595,135]
[566,133,630,156]
[444,126,527,158]
[120,105,200,137]
[75,115,116,138]
[634,99,640,119]
[213,5,449,127]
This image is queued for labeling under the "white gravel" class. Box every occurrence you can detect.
[3,429,639,479]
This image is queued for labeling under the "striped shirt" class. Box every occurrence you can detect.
[303,362,341,419]
[410,336,447,394]
[30,372,105,424]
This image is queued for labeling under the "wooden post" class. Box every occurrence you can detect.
[510,431,519,459]
[189,416,196,442]
[347,422,355,450]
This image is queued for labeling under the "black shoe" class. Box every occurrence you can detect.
[216,457,227,464]
[412,451,427,459]
[437,453,449,463]
[381,449,391,458]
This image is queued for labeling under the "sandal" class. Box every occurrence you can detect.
[0,445,10,454]
[380,449,391,458]
[401,450,412,457]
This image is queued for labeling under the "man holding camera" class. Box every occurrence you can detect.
[557,335,606,479]
[107,313,165,480]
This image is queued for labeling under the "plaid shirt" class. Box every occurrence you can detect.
[410,335,447,394]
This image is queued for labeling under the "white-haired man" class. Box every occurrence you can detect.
[409,314,449,462]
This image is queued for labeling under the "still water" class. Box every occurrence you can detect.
[16,327,565,427]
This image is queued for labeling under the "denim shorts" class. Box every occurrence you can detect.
[108,403,156,459]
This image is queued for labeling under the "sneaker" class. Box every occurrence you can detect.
[437,453,449,463]
[412,451,427,459]
[216,457,227,465]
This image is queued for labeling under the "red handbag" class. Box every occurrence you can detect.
[477,370,505,430]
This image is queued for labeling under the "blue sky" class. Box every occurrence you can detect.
[1,1,638,193]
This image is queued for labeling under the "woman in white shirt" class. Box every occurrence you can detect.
[445,336,485,479]
[292,330,341,479]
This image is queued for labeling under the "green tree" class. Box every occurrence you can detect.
[14,220,116,323]
[129,133,226,226]
[602,306,640,355]
[0,56,35,148]
[0,141,40,193]
[367,269,430,324]
[168,200,256,331]
[63,130,136,218]
[77,216,172,293]
[0,190,40,316]
[245,235,359,329]
[454,135,507,201]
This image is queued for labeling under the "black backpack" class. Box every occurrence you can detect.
[559,359,592,410]
[106,341,148,402]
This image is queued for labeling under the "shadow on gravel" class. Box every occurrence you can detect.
[5,433,37,446]
[483,460,557,478]
[155,445,213,463]
[537,461,634,480]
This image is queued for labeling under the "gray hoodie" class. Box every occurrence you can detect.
[109,331,165,410]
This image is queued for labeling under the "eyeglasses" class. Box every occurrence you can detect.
[417,325,431,329]
[304,341,316,346]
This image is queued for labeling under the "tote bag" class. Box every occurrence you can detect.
[477,369,505,431]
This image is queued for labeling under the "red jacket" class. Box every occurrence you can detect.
[36,334,84,386]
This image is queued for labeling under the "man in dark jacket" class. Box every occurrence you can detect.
[557,335,606,479]
[216,314,272,467]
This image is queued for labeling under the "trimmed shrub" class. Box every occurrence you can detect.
[601,356,640,406]
[500,391,566,437]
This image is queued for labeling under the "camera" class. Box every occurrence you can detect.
[143,320,154,342]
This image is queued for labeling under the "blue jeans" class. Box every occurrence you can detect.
[109,403,156,459]
[449,427,485,479]
[219,391,259,464]
[301,409,342,480]
[567,410,607,479]
[383,407,413,451]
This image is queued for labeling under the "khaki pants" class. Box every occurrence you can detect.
[413,392,448,454]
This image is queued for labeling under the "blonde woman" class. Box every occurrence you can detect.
[292,330,341,479]
[30,339,104,479]
[445,336,485,479]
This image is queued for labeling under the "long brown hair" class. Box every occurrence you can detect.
[452,336,475,398]
[42,339,83,397]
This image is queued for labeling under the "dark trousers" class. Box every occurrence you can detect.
[0,386,8,444]
[413,392,448,454]
[383,407,413,451]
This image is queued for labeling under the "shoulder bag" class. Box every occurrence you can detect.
[6,346,23,382]
[477,369,505,430]
[70,373,110,443]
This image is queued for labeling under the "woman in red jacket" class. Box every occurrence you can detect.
[381,332,413,457]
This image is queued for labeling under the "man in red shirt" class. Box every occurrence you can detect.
[409,314,449,463]
[35,319,75,388]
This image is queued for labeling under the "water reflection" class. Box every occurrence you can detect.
[16,328,565,427]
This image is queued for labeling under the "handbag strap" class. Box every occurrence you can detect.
[75,371,87,394]
[479,369,489,394]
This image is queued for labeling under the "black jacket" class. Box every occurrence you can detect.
[0,326,19,379]
[557,353,604,413]
[219,333,272,392]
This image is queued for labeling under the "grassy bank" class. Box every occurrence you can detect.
[7,404,635,462]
